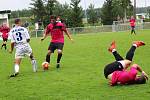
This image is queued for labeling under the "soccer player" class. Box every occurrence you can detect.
[129,16,136,35]
[108,64,148,86]
[0,23,10,50]
[104,41,147,85]
[9,18,37,77]
[41,16,73,69]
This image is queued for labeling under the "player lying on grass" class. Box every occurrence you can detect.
[9,18,37,77]
[41,15,73,69]
[0,23,10,50]
[104,41,148,86]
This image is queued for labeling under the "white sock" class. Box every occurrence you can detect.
[31,60,37,72]
[133,44,137,47]
[14,64,19,73]
[112,49,116,53]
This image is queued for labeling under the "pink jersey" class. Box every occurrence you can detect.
[46,22,66,43]
[0,26,10,39]
[111,67,137,86]
[129,19,135,26]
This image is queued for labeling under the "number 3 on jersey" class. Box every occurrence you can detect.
[16,32,22,41]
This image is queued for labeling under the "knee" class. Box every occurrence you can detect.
[124,60,132,67]
[47,50,52,55]
[57,50,62,54]
[30,53,34,60]
[14,59,21,65]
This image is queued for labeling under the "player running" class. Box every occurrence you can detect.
[0,23,10,50]
[9,18,37,77]
[104,41,148,86]
[41,16,73,69]
[129,16,136,35]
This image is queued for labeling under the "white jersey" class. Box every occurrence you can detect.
[9,26,32,59]
[9,26,30,48]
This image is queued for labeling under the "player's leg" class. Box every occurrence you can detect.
[24,44,38,72]
[29,53,38,72]
[1,38,5,49]
[132,26,136,35]
[46,42,55,64]
[10,48,24,77]
[10,58,22,77]
[46,50,52,63]
[3,39,7,50]
[56,43,64,68]
[126,41,145,61]
[108,41,124,61]
[56,50,62,68]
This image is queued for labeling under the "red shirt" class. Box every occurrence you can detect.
[46,22,67,43]
[0,26,10,39]
[129,19,136,26]
[111,67,138,86]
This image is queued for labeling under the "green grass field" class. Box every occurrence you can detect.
[0,30,150,100]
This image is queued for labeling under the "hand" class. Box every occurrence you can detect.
[142,71,149,80]
[70,38,74,43]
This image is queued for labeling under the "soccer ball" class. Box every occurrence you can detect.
[42,62,49,70]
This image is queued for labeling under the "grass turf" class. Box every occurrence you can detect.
[0,30,150,100]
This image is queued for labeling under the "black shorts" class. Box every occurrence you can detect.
[131,26,135,30]
[48,42,64,53]
[3,38,8,42]
[104,61,123,79]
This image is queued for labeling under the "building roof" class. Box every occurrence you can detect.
[0,10,11,14]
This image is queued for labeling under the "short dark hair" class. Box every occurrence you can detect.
[15,18,21,24]
[50,15,56,20]
[135,74,146,84]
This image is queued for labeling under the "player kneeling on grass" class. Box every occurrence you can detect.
[41,15,73,69]
[104,41,148,86]
[9,18,37,77]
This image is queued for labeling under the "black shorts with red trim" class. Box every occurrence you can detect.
[48,42,64,53]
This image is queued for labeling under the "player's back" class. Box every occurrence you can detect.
[10,26,30,45]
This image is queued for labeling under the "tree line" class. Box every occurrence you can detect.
[10,0,150,27]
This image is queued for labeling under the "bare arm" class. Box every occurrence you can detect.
[64,29,73,41]
[41,29,49,41]
[133,64,149,80]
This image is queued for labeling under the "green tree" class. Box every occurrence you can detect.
[70,0,83,27]
[87,4,99,25]
[42,0,57,26]
[55,3,72,27]
[101,0,114,25]
[10,9,33,18]
[112,0,133,21]
[30,0,46,22]
[120,0,133,20]
[45,0,57,15]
